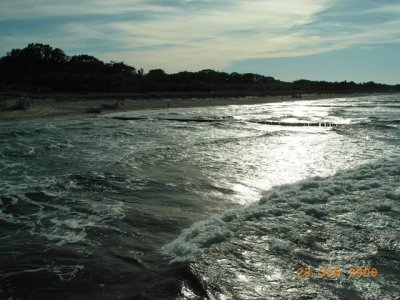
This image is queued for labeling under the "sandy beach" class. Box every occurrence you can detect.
[0,92,393,124]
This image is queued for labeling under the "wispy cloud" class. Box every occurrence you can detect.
[0,0,399,72]
[0,0,175,19]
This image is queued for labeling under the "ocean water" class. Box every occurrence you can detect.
[0,95,399,299]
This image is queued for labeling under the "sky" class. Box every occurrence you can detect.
[0,0,399,84]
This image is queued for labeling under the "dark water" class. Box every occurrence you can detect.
[0,95,399,299]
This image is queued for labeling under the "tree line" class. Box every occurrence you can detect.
[0,43,399,95]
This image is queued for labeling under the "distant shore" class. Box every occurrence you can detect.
[0,92,397,124]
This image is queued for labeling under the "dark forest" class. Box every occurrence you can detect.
[1,43,399,95]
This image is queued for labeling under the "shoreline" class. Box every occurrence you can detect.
[0,92,397,124]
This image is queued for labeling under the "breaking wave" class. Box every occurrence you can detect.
[163,159,400,299]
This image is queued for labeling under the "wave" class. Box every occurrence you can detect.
[112,115,343,127]
[249,120,340,127]
[163,159,400,299]
[0,174,126,249]
[111,116,234,123]
[0,129,45,141]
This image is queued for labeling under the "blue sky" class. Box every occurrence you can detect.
[0,0,399,84]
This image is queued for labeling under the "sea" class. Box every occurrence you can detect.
[0,94,399,300]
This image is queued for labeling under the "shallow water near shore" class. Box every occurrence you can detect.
[0,95,399,299]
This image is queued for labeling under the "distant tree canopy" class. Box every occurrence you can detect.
[0,43,399,94]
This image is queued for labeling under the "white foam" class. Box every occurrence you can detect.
[163,158,400,262]
[163,158,400,299]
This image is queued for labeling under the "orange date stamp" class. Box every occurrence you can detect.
[297,267,378,279]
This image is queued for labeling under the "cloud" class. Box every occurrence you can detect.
[85,0,329,70]
[0,0,176,20]
[0,0,399,73]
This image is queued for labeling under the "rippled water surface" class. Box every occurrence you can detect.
[0,95,399,299]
